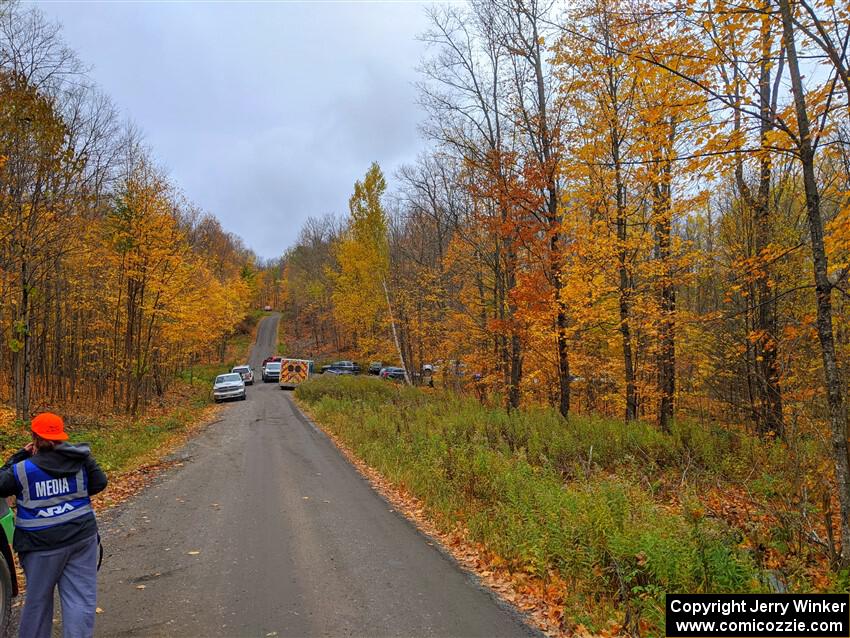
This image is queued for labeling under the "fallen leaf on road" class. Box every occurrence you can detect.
[187,550,201,555]
[96,607,104,614]
[266,633,278,637]
[136,585,146,590]
[302,496,309,500]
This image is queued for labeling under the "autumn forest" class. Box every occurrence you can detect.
[280,0,850,607]
[0,6,274,420]
[3,0,850,632]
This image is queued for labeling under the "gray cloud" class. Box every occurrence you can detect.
[35,1,431,259]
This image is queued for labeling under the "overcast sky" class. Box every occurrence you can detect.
[33,1,434,260]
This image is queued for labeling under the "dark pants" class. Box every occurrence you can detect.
[18,535,98,638]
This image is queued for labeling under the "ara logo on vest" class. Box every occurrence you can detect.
[36,502,76,518]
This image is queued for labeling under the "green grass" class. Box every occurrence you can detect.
[295,376,815,635]
[63,409,199,474]
[0,406,201,475]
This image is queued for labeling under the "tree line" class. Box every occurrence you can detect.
[0,3,264,418]
[280,0,850,566]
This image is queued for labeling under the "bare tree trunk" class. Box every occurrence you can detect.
[14,259,32,420]
[475,250,488,363]
[506,0,565,415]
[614,136,637,422]
[656,217,675,434]
[382,278,410,385]
[778,0,850,566]
[505,246,522,410]
[555,294,571,417]
[618,214,637,422]
[653,124,676,433]
[733,25,784,437]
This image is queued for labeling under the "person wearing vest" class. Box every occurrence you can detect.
[0,413,108,638]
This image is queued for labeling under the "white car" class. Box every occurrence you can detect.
[262,361,282,383]
[232,365,254,385]
[213,373,246,403]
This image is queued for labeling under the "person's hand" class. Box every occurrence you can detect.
[23,442,35,454]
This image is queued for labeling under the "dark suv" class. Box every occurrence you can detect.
[321,361,361,375]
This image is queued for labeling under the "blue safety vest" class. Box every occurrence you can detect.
[13,459,93,531]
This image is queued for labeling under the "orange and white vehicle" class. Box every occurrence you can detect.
[279,358,313,390]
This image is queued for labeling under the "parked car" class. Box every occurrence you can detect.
[232,365,254,385]
[325,368,353,376]
[380,367,406,381]
[263,304,272,311]
[0,499,18,634]
[368,362,383,375]
[279,358,313,390]
[321,361,361,375]
[262,361,282,382]
[262,355,282,369]
[213,373,246,402]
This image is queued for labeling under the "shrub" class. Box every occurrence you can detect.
[296,376,786,635]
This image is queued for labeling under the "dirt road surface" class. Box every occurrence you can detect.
[83,314,538,637]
